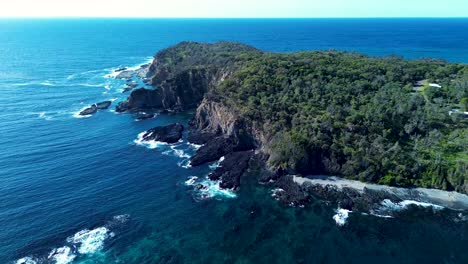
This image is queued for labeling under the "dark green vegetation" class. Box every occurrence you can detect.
[157,42,468,193]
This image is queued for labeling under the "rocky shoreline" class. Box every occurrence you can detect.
[108,42,467,213]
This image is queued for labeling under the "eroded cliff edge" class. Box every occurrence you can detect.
[118,41,468,196]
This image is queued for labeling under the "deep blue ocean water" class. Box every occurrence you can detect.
[0,19,467,264]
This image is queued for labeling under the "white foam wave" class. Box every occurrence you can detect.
[188,143,203,150]
[104,57,153,78]
[134,131,168,149]
[178,160,192,169]
[66,69,102,80]
[112,214,130,224]
[41,80,54,86]
[48,246,76,264]
[16,257,37,264]
[185,176,198,186]
[380,199,444,211]
[209,156,225,169]
[16,215,128,264]
[38,112,53,121]
[196,178,237,199]
[72,106,93,119]
[333,208,351,226]
[76,83,106,87]
[170,146,191,159]
[66,227,111,254]
[12,80,55,87]
[369,199,445,218]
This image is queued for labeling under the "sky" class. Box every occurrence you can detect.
[0,0,467,18]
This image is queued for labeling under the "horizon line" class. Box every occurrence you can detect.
[1,16,468,19]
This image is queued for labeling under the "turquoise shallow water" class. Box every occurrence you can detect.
[0,18,467,264]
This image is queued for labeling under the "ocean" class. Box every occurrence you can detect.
[0,18,467,264]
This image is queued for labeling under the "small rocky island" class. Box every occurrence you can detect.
[79,101,112,116]
[117,42,467,208]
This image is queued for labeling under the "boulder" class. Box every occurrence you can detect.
[115,70,134,79]
[135,112,155,120]
[115,67,127,72]
[189,137,238,166]
[79,105,97,116]
[273,176,311,207]
[122,87,133,93]
[115,102,129,113]
[95,101,112,110]
[208,151,253,190]
[140,123,184,144]
[126,81,139,88]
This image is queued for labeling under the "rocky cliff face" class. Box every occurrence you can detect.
[118,41,261,113]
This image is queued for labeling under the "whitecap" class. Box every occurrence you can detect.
[380,199,444,211]
[111,214,130,224]
[40,80,55,86]
[370,199,445,218]
[134,131,168,149]
[75,83,105,87]
[333,208,351,226]
[38,112,53,121]
[16,257,37,264]
[48,246,76,264]
[185,176,198,186]
[66,227,110,254]
[195,178,237,199]
[188,143,203,150]
[170,146,191,159]
[178,160,192,169]
[66,69,102,80]
[12,80,55,87]
[72,106,93,118]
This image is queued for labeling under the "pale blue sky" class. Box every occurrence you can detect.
[1,0,467,18]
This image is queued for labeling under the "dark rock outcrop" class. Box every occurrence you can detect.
[115,102,129,113]
[121,69,212,112]
[272,176,311,207]
[115,70,134,79]
[115,67,127,72]
[139,123,184,144]
[126,81,139,88]
[119,42,262,113]
[135,112,155,120]
[125,88,163,111]
[79,105,97,116]
[122,87,133,93]
[189,135,254,167]
[95,101,112,110]
[208,151,253,190]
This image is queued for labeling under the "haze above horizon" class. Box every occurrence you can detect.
[0,0,467,18]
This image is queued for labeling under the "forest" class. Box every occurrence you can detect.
[156,42,468,192]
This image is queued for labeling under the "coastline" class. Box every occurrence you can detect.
[293,175,468,210]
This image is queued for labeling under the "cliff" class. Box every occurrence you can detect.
[120,41,468,194]
[117,41,262,112]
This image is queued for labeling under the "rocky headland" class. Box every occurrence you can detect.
[115,41,468,208]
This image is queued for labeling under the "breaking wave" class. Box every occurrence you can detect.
[133,131,168,149]
[15,215,129,264]
[333,208,351,226]
[370,199,445,218]
[184,176,237,200]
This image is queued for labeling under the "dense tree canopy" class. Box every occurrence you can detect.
[158,42,468,192]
